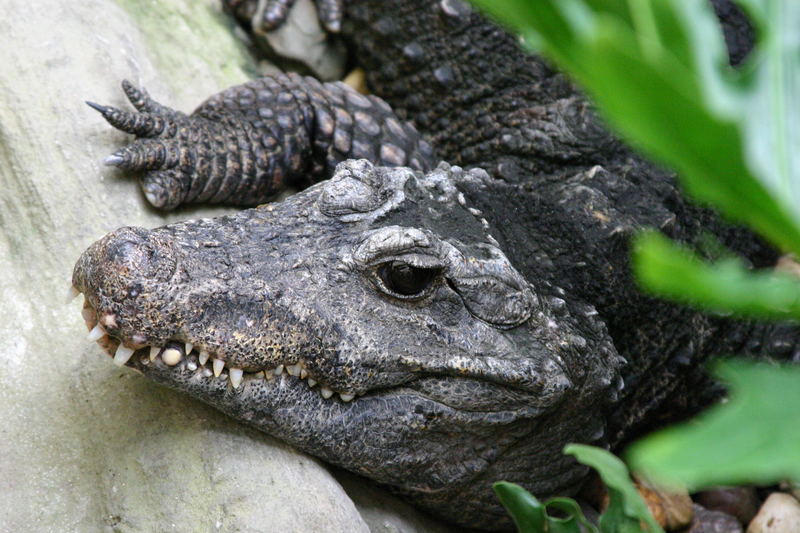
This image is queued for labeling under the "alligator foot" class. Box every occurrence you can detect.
[88,80,248,209]
[223,0,344,33]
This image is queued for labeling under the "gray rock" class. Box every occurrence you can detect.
[694,486,760,525]
[687,504,743,533]
[0,1,451,531]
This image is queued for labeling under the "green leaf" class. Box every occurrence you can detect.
[494,482,548,532]
[736,2,800,218]
[545,498,599,533]
[627,360,800,489]
[493,482,599,533]
[565,445,663,533]
[469,0,800,256]
[634,231,800,319]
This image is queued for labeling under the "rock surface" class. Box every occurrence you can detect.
[0,1,452,531]
[747,493,800,533]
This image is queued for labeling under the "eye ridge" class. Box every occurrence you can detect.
[377,261,440,297]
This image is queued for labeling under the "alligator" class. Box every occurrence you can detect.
[71,0,795,530]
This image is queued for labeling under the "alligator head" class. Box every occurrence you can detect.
[72,160,621,528]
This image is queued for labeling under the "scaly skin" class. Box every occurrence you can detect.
[74,0,797,530]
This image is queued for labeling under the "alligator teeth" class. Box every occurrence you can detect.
[162,347,183,366]
[134,346,354,402]
[229,368,243,389]
[212,358,225,377]
[66,285,80,304]
[81,307,95,323]
[113,344,135,366]
[87,324,106,341]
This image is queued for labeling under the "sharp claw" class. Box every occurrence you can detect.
[324,18,341,33]
[86,101,110,113]
[104,153,125,166]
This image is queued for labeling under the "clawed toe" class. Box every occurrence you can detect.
[121,80,185,118]
[104,139,183,172]
[86,92,181,139]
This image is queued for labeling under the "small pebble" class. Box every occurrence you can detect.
[343,68,367,94]
[687,504,743,533]
[635,476,693,530]
[747,493,800,533]
[694,486,760,525]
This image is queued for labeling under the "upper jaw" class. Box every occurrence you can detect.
[77,294,364,401]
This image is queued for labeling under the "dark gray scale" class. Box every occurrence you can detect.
[93,73,437,208]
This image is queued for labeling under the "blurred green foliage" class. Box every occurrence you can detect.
[468,0,800,530]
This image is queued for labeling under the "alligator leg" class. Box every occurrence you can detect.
[90,73,436,209]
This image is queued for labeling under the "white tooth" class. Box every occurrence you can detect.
[263,370,273,380]
[213,358,225,377]
[202,368,213,377]
[300,368,308,379]
[66,285,80,304]
[149,346,161,362]
[184,342,194,354]
[307,378,317,387]
[229,368,243,389]
[274,364,284,375]
[339,393,355,403]
[198,350,210,365]
[187,361,198,371]
[287,363,301,376]
[87,324,106,341]
[113,344,135,366]
[320,387,333,399]
[161,348,182,366]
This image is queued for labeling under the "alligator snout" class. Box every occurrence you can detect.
[102,226,150,269]
[73,225,181,354]
[75,226,178,288]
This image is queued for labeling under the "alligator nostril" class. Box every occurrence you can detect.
[102,226,151,267]
[108,239,140,262]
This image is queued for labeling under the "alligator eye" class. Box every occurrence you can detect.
[377,261,440,298]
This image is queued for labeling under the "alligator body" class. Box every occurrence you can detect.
[72,1,795,530]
